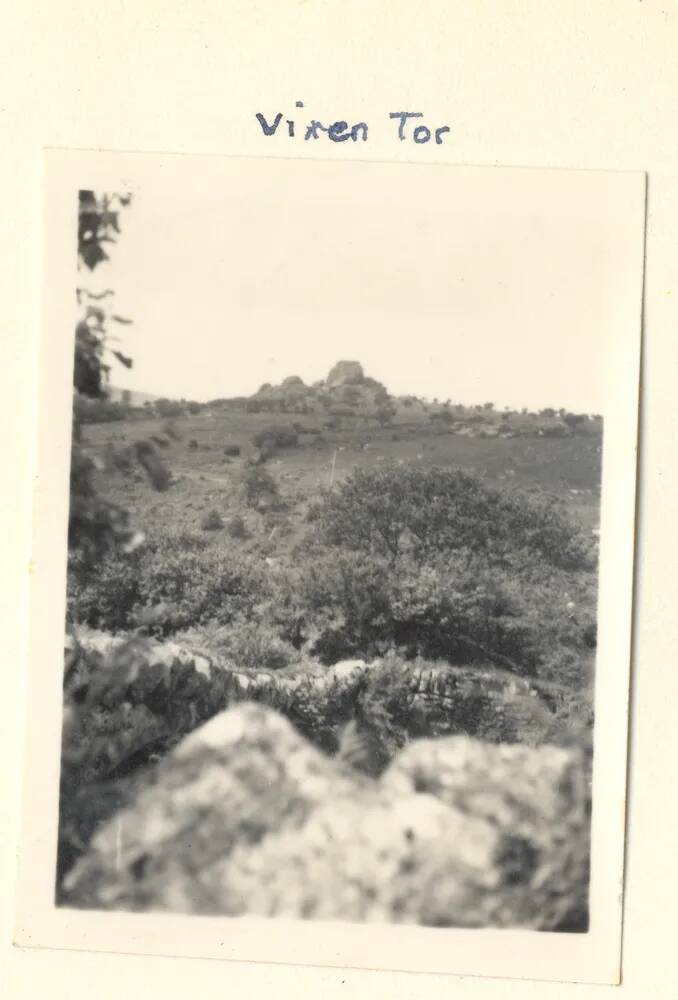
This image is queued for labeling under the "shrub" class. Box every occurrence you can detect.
[67,547,142,630]
[311,466,593,572]
[154,399,184,418]
[224,444,241,457]
[73,394,132,424]
[292,549,544,673]
[67,535,268,632]
[136,547,265,629]
[134,441,172,491]
[243,465,280,507]
[252,426,299,451]
[201,508,224,531]
[188,619,297,670]
[429,409,454,424]
[227,514,247,539]
[298,551,394,662]
[563,412,588,431]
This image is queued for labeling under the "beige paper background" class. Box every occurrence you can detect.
[1,2,676,998]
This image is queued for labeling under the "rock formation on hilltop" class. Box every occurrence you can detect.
[250,360,387,416]
[326,360,365,387]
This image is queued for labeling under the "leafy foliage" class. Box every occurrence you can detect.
[312,466,593,571]
[67,533,267,632]
[252,426,299,451]
[70,191,172,572]
[243,465,280,507]
[201,508,225,531]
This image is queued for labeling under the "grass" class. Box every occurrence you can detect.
[82,405,602,558]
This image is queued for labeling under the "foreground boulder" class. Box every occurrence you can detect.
[61,704,364,912]
[382,737,590,928]
[62,704,589,928]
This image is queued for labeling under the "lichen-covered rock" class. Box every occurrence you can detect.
[216,791,503,924]
[62,704,590,929]
[212,735,589,929]
[382,736,591,928]
[61,704,366,912]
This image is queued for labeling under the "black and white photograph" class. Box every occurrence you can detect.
[14,150,645,982]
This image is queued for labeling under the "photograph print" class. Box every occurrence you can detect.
[18,151,645,976]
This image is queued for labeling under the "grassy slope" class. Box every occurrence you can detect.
[82,406,602,558]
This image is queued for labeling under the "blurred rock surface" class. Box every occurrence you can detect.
[63,703,589,928]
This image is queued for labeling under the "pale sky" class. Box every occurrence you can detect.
[80,158,637,413]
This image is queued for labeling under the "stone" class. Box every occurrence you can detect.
[61,703,365,912]
[326,360,365,387]
[216,791,502,924]
[62,704,590,929]
[382,735,590,928]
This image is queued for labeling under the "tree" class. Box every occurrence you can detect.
[312,466,593,571]
[563,412,587,431]
[70,191,168,570]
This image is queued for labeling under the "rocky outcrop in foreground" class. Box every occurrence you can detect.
[62,703,590,928]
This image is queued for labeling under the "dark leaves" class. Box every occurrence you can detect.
[112,349,133,369]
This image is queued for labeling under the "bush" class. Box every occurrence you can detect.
[154,399,184,418]
[224,444,241,457]
[243,465,280,507]
[227,514,247,539]
[252,426,299,451]
[184,619,297,670]
[67,534,268,632]
[428,409,454,424]
[201,509,224,531]
[298,551,394,662]
[545,424,572,438]
[311,466,593,572]
[292,550,542,672]
[136,548,265,629]
[67,548,141,630]
[73,394,132,424]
